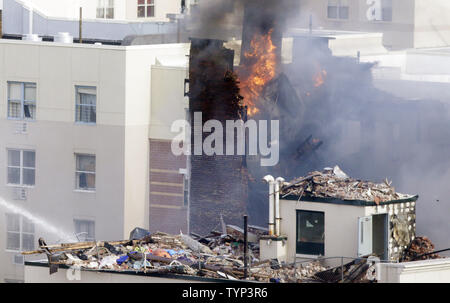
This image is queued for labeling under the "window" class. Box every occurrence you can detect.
[380,0,392,22]
[74,219,95,242]
[327,0,349,20]
[367,0,392,22]
[137,0,155,18]
[6,214,35,252]
[7,150,36,186]
[75,86,96,124]
[7,82,36,120]
[296,210,325,255]
[75,154,96,191]
[97,0,114,19]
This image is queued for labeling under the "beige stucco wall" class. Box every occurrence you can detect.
[280,199,367,264]
[150,66,188,141]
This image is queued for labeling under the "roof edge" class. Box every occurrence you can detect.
[281,194,419,207]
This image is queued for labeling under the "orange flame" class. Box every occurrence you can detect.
[313,69,327,88]
[239,29,278,116]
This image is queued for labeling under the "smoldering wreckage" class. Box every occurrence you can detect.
[23,167,443,283]
[22,1,449,282]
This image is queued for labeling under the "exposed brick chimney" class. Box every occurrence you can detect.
[188,38,248,235]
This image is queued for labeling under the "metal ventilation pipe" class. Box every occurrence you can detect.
[28,2,33,35]
[275,177,285,236]
[263,175,275,236]
[22,2,41,42]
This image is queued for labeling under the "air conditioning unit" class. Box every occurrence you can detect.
[14,122,28,134]
[13,187,27,201]
[13,254,24,265]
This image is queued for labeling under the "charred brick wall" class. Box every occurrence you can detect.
[149,139,188,234]
[189,38,248,235]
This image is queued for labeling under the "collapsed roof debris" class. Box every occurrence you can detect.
[401,236,442,262]
[23,228,330,282]
[281,165,414,203]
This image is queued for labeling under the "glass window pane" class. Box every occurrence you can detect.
[106,8,114,18]
[22,218,34,233]
[7,168,20,184]
[24,84,36,101]
[7,233,20,251]
[296,211,325,255]
[147,0,154,4]
[138,0,145,4]
[339,7,349,19]
[137,6,145,17]
[24,102,36,120]
[8,83,22,100]
[8,100,22,118]
[327,6,338,19]
[78,93,96,105]
[22,168,35,186]
[23,151,35,168]
[147,6,154,17]
[77,155,96,172]
[77,173,96,190]
[22,234,35,251]
[96,7,104,18]
[75,220,95,241]
[7,214,20,232]
[8,150,20,166]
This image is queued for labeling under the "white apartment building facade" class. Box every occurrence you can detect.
[294,0,450,49]
[2,0,193,41]
[0,38,190,282]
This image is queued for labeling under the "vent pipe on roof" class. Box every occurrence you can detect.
[22,2,41,42]
[275,177,285,236]
[54,32,73,44]
[263,175,275,236]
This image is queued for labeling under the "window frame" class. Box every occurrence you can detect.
[367,0,393,22]
[73,219,96,242]
[296,210,325,256]
[6,213,35,253]
[137,0,155,18]
[7,149,36,187]
[75,154,96,192]
[96,0,115,19]
[75,86,97,125]
[7,81,37,121]
[327,0,349,20]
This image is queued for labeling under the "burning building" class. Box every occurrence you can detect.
[188,38,248,235]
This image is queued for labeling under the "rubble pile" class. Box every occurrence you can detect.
[313,258,373,283]
[23,230,327,282]
[248,261,327,283]
[401,236,441,262]
[282,166,413,203]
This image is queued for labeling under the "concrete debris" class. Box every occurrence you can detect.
[24,230,328,282]
[282,166,413,202]
[401,236,442,262]
[248,261,327,283]
[313,258,371,283]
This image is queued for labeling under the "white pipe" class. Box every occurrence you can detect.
[263,175,275,236]
[27,2,33,35]
[275,177,285,237]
